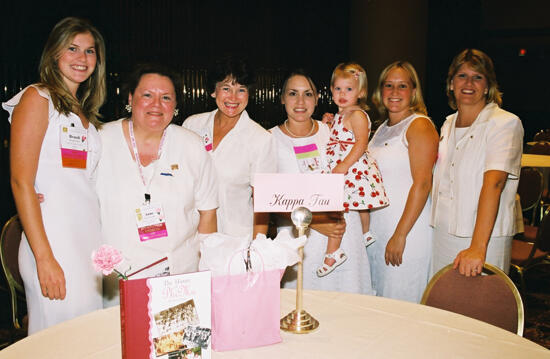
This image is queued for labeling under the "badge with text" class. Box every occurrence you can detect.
[253,173,344,212]
[59,125,88,169]
[294,143,322,173]
[135,203,168,241]
[201,129,213,152]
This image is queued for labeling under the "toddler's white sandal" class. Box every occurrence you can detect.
[317,248,348,277]
[363,231,376,247]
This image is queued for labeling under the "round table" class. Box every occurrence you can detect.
[0,289,548,358]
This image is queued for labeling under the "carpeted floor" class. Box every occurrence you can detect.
[0,267,548,350]
[520,265,550,349]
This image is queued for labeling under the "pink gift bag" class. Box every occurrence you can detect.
[211,251,283,351]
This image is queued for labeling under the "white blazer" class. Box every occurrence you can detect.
[431,102,524,237]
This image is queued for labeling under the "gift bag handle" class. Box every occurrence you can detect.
[225,245,265,275]
[217,246,266,290]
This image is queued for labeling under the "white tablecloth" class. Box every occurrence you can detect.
[0,289,548,358]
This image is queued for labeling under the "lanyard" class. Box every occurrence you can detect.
[128,120,167,203]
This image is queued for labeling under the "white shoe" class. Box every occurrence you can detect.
[363,231,376,247]
[317,248,348,277]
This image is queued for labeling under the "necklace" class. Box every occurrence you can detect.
[284,119,316,138]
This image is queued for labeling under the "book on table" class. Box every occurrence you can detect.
[119,270,211,359]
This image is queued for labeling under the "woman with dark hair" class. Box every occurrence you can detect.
[183,57,276,238]
[368,61,438,302]
[3,17,106,333]
[271,70,373,294]
[431,49,524,276]
[97,64,218,307]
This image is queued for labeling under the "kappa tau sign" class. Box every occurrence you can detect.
[253,173,344,212]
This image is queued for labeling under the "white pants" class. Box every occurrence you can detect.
[431,197,512,277]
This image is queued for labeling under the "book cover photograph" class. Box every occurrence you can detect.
[120,271,211,359]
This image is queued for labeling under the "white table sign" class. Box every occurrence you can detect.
[253,173,344,212]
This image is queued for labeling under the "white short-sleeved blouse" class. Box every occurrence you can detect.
[183,109,276,237]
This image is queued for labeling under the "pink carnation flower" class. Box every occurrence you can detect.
[91,245,124,276]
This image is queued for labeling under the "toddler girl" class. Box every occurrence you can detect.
[319,62,389,277]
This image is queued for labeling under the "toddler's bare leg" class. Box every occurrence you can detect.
[359,210,376,247]
[359,210,370,234]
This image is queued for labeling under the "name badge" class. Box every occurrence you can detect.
[135,203,168,242]
[294,143,321,173]
[60,125,88,169]
[201,129,213,152]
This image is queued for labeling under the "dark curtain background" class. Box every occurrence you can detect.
[425,0,550,140]
[0,0,350,224]
[2,0,550,225]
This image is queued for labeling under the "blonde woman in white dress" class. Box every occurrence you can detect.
[368,61,438,303]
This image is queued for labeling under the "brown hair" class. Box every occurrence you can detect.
[281,69,318,101]
[39,17,106,127]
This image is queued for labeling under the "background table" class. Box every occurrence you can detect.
[522,154,550,168]
[520,153,550,224]
[0,289,548,359]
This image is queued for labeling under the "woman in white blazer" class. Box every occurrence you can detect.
[431,49,523,277]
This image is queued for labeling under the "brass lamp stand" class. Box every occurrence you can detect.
[280,207,319,333]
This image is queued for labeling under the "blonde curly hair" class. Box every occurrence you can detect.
[330,62,369,111]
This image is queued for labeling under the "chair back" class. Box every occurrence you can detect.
[0,215,25,329]
[527,141,550,155]
[421,263,524,336]
[536,207,550,253]
[517,167,544,216]
[533,129,550,142]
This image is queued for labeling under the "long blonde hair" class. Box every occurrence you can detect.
[330,62,369,111]
[39,17,106,127]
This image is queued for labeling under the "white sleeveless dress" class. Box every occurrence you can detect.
[271,122,374,294]
[367,114,434,303]
[3,85,103,333]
